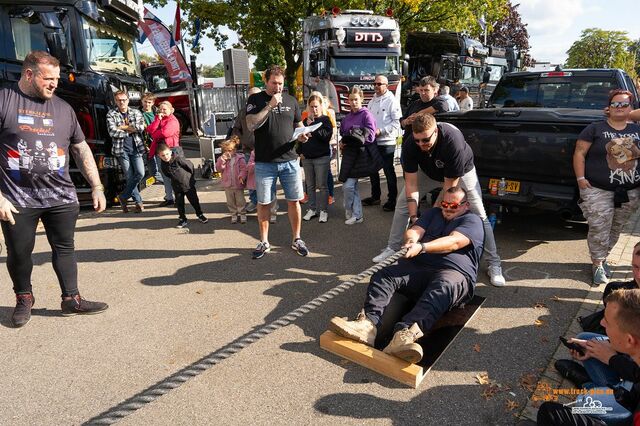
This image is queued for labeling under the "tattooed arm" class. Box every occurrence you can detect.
[70,141,106,212]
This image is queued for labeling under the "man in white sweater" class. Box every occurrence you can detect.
[364,75,403,211]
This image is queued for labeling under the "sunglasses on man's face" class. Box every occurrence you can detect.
[414,129,437,145]
[440,200,467,210]
[610,101,631,108]
[374,82,387,86]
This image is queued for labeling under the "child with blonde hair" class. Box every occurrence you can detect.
[216,136,248,223]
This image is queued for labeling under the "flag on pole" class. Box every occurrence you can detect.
[192,18,201,49]
[172,1,181,42]
[478,14,486,32]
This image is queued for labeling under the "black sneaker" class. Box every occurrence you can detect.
[362,197,381,206]
[61,294,108,317]
[176,219,188,229]
[12,293,34,328]
[158,199,175,207]
[252,241,271,259]
[382,200,396,212]
[198,214,209,224]
[291,238,309,256]
[554,359,590,388]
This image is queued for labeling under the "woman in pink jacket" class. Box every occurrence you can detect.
[147,101,181,206]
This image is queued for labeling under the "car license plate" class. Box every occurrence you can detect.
[488,178,520,194]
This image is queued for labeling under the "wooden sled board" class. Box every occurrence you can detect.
[319,295,485,388]
[319,330,426,388]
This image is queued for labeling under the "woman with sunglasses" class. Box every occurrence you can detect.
[338,86,379,225]
[573,89,640,286]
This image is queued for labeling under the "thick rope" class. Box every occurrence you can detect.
[84,248,408,425]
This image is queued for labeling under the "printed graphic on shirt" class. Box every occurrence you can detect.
[602,130,640,186]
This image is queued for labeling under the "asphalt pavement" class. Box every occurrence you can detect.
[1,141,638,425]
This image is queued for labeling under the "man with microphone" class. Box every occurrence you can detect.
[246,65,310,259]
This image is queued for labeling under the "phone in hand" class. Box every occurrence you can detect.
[559,336,586,356]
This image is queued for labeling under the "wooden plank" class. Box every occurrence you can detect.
[320,330,425,388]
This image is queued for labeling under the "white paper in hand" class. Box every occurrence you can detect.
[291,122,322,142]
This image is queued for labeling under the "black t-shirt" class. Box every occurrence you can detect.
[413,208,484,282]
[0,84,84,208]
[402,96,450,139]
[401,122,475,181]
[579,120,640,190]
[246,91,301,162]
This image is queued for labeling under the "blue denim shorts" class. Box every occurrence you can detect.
[255,160,303,204]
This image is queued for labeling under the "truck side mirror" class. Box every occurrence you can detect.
[40,11,72,68]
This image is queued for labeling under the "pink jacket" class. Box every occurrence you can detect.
[216,152,247,189]
[246,151,256,190]
[147,114,180,158]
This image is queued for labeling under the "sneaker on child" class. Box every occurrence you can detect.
[198,214,208,224]
[291,238,309,256]
[303,209,317,221]
[176,219,188,229]
[318,211,328,223]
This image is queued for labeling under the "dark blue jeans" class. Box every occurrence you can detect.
[1,203,80,297]
[118,152,144,203]
[364,259,473,333]
[369,144,397,202]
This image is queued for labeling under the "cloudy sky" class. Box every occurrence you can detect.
[144,0,640,66]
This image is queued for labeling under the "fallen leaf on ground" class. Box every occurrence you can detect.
[339,359,350,366]
[505,399,520,411]
[476,372,490,385]
[519,372,539,392]
[473,344,481,352]
[195,289,203,294]
[534,302,547,309]
[534,319,546,327]
[481,385,500,400]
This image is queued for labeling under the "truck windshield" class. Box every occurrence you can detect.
[329,56,399,78]
[490,75,618,109]
[459,65,482,85]
[82,16,140,77]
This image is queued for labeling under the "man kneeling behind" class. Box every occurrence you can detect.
[329,186,484,363]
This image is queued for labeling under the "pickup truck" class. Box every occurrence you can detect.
[438,68,640,218]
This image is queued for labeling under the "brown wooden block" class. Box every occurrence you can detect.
[320,330,426,388]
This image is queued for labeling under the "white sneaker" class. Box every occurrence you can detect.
[318,211,328,223]
[344,216,363,225]
[303,209,317,221]
[488,265,506,287]
[373,247,396,263]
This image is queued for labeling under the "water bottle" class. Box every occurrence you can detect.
[498,178,506,197]
[488,213,497,229]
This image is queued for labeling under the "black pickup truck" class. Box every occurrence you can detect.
[438,69,640,217]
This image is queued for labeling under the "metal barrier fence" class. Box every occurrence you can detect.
[195,86,247,137]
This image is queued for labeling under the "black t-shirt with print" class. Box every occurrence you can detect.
[0,84,85,208]
[246,91,301,162]
[579,120,640,190]
[402,97,450,140]
[401,122,475,181]
[413,208,485,282]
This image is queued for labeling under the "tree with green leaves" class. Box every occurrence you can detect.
[566,28,637,79]
[146,0,508,96]
[201,62,225,78]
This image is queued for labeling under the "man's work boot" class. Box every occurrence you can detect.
[61,294,108,316]
[328,311,376,346]
[383,323,424,363]
[12,293,34,328]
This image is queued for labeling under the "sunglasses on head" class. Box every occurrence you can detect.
[610,101,631,108]
[440,200,467,209]
[414,129,437,144]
